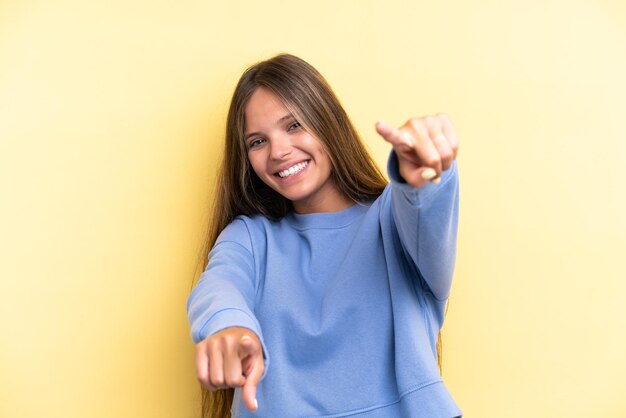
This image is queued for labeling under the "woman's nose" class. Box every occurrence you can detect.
[270,136,292,160]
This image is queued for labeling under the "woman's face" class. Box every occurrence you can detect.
[243,87,349,214]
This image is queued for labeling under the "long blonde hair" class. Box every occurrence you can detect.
[191,53,444,417]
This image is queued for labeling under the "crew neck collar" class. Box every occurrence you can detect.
[286,202,370,230]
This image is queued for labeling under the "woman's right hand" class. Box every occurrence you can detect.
[195,326,264,412]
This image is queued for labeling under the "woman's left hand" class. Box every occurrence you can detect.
[375,114,459,188]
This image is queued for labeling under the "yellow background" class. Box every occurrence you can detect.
[1,0,625,417]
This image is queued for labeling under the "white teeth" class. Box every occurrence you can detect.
[278,161,308,178]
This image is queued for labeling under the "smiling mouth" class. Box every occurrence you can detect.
[276,160,310,178]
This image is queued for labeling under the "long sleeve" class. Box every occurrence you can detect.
[387,151,460,301]
[186,218,269,368]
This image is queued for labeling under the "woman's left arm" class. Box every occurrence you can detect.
[376,114,460,301]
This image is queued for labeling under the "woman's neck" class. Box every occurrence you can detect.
[292,186,353,214]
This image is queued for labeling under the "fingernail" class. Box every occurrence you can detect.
[254,398,258,410]
[431,177,441,185]
[377,121,388,130]
[421,168,437,181]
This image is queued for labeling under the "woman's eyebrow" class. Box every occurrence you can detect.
[244,114,294,141]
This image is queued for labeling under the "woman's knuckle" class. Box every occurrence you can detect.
[196,364,208,378]
[197,375,209,387]
[425,155,441,167]
[428,117,444,132]
[409,117,424,129]
[439,148,453,160]
[226,374,244,387]
[211,375,224,387]
[199,375,217,391]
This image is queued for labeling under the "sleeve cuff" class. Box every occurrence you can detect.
[386,150,457,206]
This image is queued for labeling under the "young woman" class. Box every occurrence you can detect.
[187,53,462,417]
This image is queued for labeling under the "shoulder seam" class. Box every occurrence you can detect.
[212,239,253,257]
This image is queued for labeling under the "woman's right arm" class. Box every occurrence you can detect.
[186,218,265,412]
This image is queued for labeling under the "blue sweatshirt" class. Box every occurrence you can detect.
[187,152,462,418]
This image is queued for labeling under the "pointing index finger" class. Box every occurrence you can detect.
[239,335,263,412]
[376,121,412,148]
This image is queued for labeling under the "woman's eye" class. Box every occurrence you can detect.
[288,121,301,131]
[248,138,266,149]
